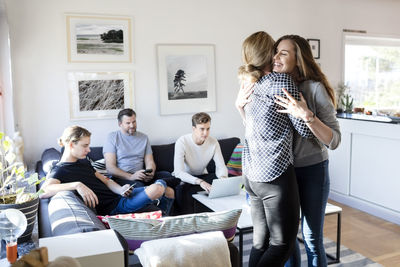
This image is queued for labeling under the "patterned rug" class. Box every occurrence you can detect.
[233,233,383,267]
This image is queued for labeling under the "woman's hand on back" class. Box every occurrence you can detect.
[235,81,254,110]
[275,88,314,120]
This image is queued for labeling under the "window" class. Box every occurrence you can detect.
[344,34,400,114]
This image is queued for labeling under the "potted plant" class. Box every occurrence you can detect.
[336,83,354,113]
[0,132,45,242]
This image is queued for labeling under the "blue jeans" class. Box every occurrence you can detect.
[285,160,330,267]
[110,179,174,216]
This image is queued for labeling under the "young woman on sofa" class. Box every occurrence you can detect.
[40,125,174,216]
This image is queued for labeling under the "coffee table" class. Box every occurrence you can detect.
[193,190,252,267]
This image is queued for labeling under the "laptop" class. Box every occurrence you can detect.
[199,176,243,199]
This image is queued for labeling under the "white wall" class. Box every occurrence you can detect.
[4,0,400,168]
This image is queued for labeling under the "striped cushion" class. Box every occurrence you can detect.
[226,144,243,176]
[88,158,107,175]
[108,209,242,251]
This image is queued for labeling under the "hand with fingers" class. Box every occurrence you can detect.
[199,180,212,193]
[235,81,255,109]
[76,182,99,208]
[120,184,134,197]
[274,88,314,120]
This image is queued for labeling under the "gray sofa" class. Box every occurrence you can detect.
[35,137,241,267]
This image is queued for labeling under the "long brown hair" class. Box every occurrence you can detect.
[274,35,336,106]
[238,31,275,83]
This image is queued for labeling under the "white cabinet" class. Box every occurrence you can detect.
[328,118,400,225]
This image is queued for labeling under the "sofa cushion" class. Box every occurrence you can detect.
[207,137,241,173]
[226,143,243,176]
[97,210,162,228]
[151,143,175,172]
[108,209,242,251]
[48,191,106,236]
[88,158,107,175]
[41,148,61,175]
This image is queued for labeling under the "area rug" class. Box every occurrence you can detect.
[233,233,383,267]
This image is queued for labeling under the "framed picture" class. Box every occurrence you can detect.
[68,71,133,120]
[66,14,133,63]
[157,44,216,115]
[307,39,320,59]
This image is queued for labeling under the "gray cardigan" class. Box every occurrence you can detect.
[293,80,341,167]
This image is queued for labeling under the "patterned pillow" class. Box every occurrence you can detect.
[108,209,242,251]
[97,211,162,228]
[226,143,243,176]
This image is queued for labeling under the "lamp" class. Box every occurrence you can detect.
[0,208,27,263]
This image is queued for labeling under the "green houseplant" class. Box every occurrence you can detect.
[336,83,354,113]
[0,132,45,242]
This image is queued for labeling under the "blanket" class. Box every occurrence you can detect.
[134,231,231,267]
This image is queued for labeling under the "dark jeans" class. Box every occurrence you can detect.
[244,165,300,267]
[174,173,218,215]
[285,160,330,267]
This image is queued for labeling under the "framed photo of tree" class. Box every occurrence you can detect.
[157,44,216,115]
[68,71,134,120]
[66,14,133,63]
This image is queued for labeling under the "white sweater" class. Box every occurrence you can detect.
[173,134,228,184]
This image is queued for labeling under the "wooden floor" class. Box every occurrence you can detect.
[324,200,400,267]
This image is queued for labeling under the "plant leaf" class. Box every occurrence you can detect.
[0,132,4,140]
[3,138,12,153]
[26,173,39,185]
[5,152,16,165]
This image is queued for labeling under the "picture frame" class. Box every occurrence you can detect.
[66,14,133,63]
[307,39,320,59]
[157,44,216,115]
[68,71,134,120]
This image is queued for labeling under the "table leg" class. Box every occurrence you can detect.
[239,229,243,267]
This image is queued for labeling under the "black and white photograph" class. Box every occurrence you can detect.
[157,44,216,115]
[66,14,132,63]
[307,38,320,59]
[68,72,133,120]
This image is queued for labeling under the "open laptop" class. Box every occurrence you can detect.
[198,176,243,199]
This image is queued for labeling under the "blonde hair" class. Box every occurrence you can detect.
[58,126,91,147]
[274,35,336,106]
[238,31,275,83]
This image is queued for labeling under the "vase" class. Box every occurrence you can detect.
[0,196,39,243]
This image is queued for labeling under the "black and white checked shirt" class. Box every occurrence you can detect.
[243,72,314,182]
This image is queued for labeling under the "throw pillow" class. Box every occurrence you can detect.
[226,143,243,176]
[107,209,242,251]
[97,210,162,228]
[41,148,61,174]
[88,158,107,175]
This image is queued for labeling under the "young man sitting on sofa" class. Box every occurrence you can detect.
[40,125,174,216]
[173,112,228,214]
[103,108,179,189]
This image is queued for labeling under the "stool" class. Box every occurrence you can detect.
[298,202,342,265]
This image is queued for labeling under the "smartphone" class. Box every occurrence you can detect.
[143,169,153,174]
[122,183,135,195]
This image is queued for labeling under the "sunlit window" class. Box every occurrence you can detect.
[344,34,400,114]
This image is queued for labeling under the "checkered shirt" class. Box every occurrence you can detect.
[243,72,314,182]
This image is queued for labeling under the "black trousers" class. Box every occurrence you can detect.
[244,165,300,267]
[174,173,218,215]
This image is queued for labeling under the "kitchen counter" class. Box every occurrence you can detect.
[336,112,400,124]
[328,118,400,226]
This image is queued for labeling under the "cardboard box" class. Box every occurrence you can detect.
[39,229,125,267]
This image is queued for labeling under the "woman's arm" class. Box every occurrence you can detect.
[275,88,340,147]
[235,81,254,124]
[40,177,99,208]
[94,172,132,197]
